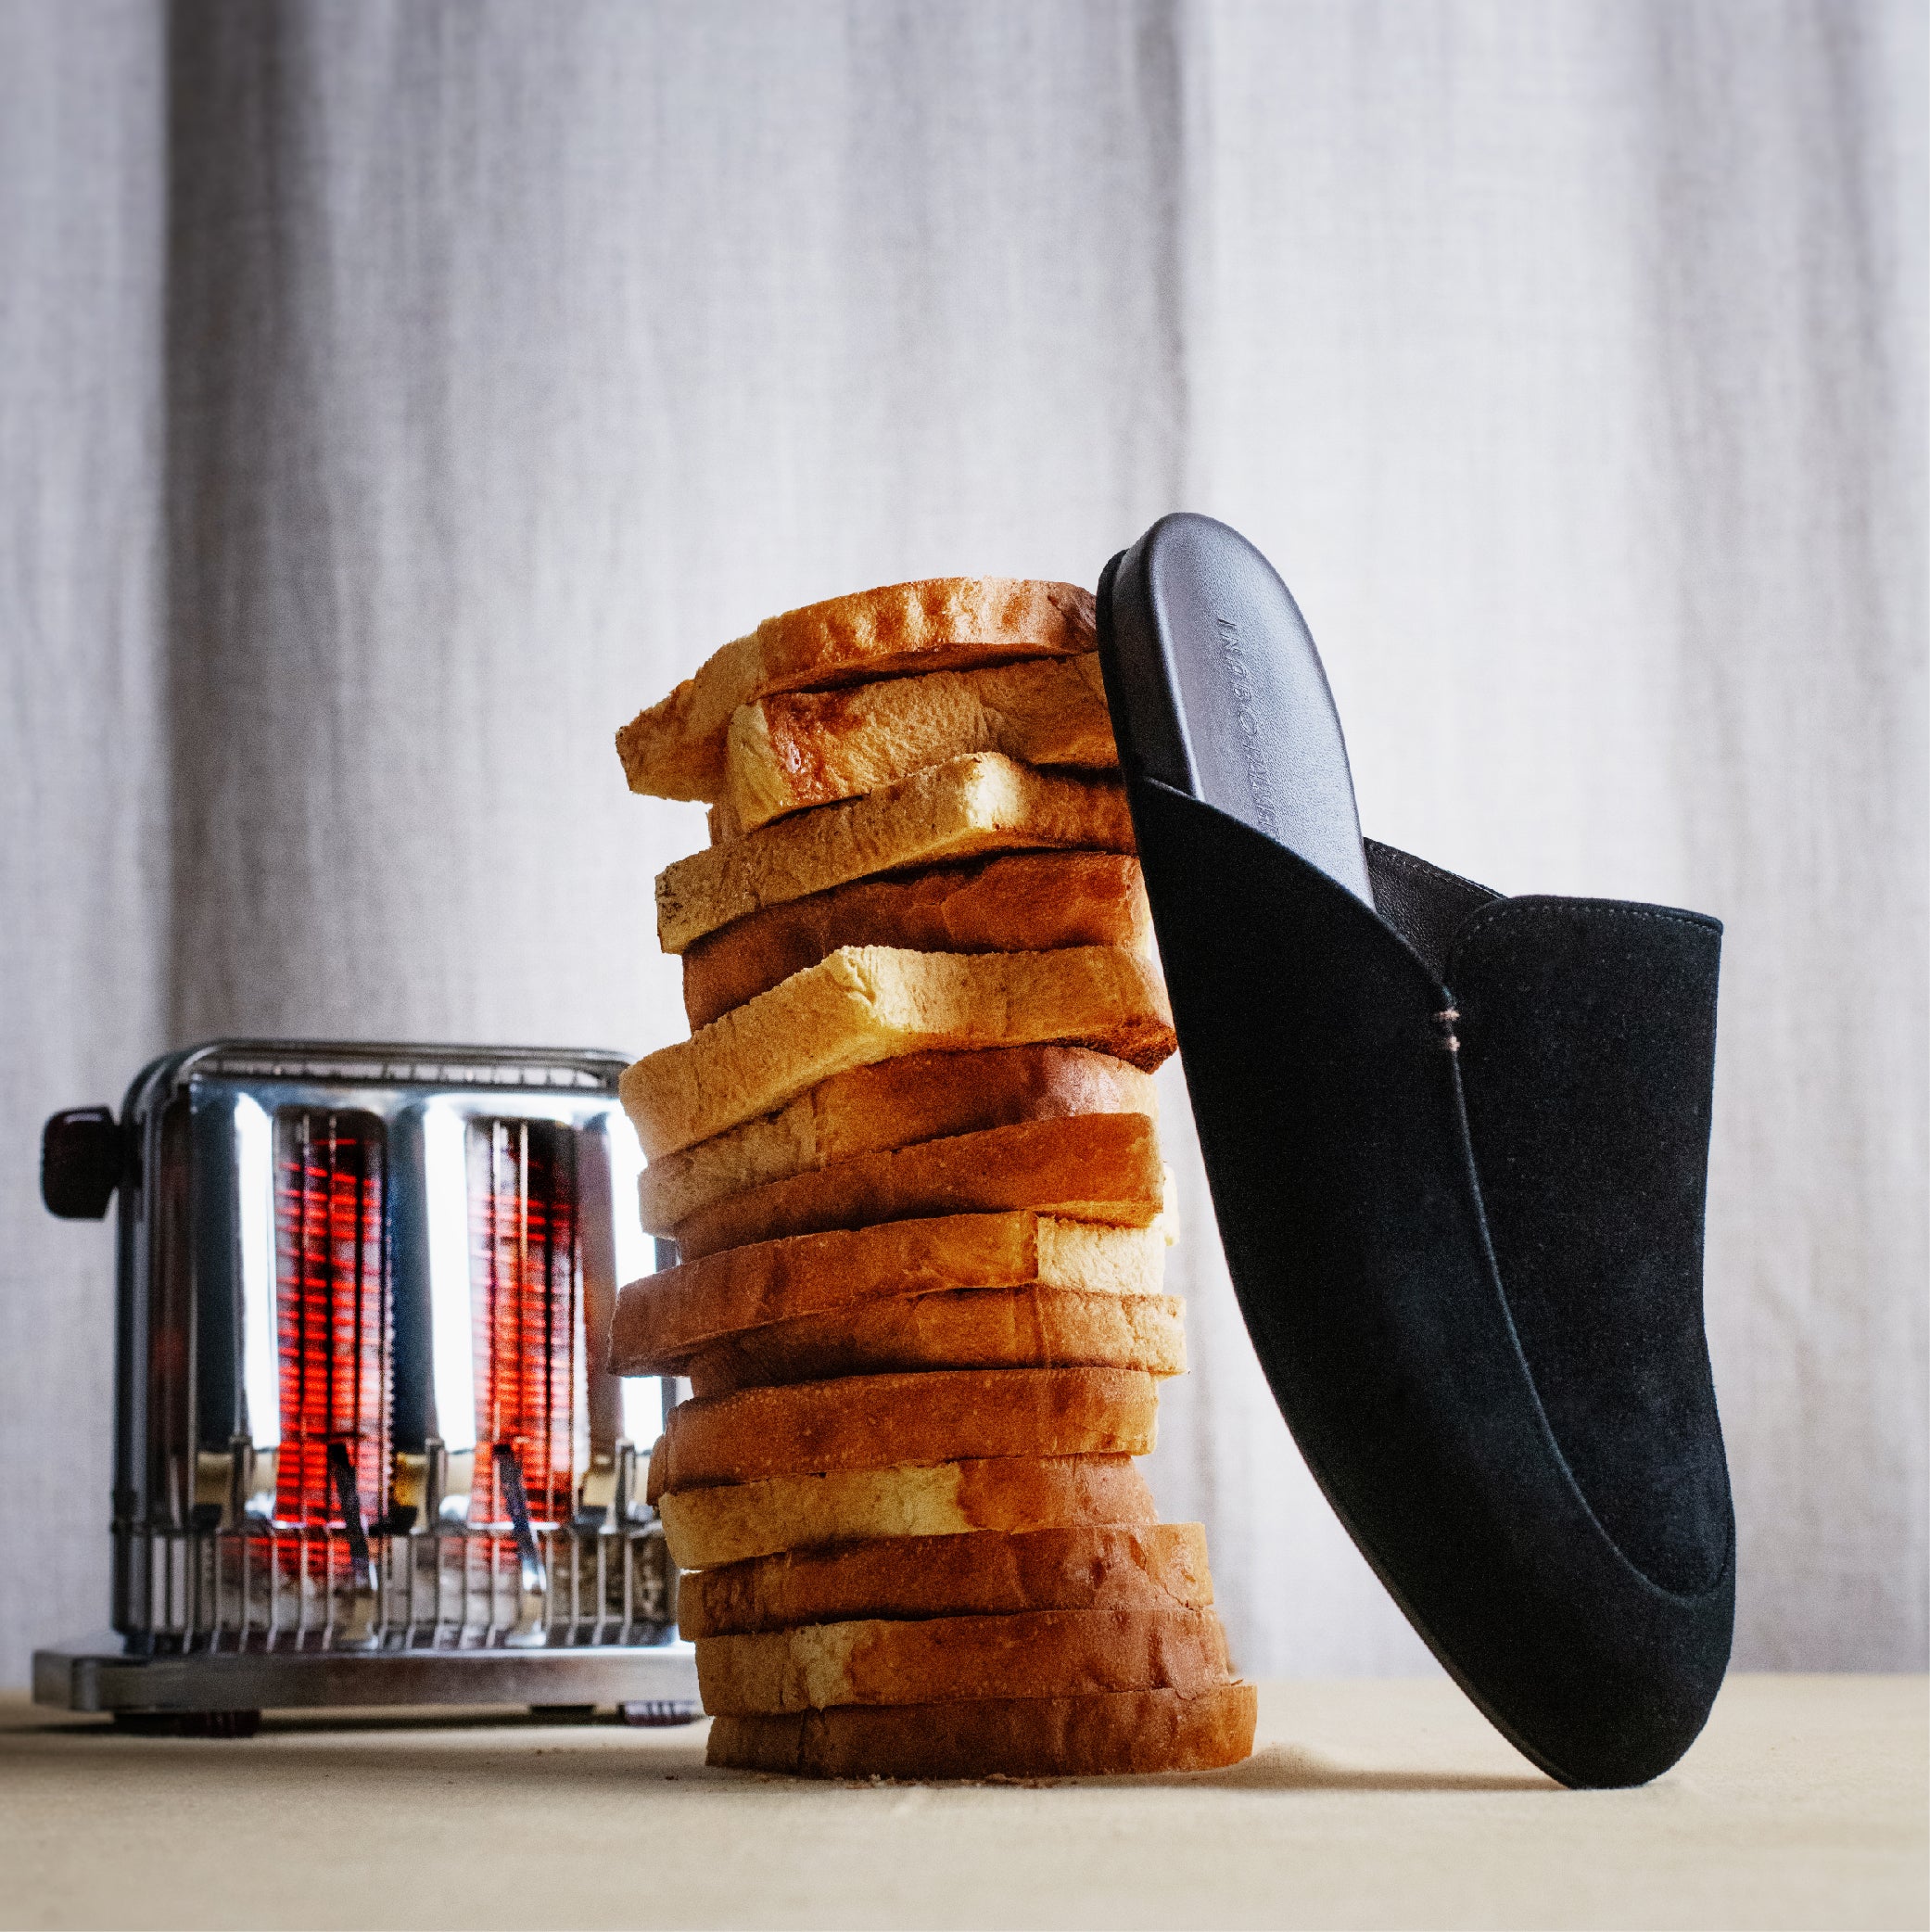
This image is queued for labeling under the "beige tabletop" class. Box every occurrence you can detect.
[2,1674,1923,1930]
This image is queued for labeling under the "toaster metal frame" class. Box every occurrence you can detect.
[33,1038,697,1721]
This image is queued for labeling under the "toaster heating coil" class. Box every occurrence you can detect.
[273,1110,390,1535]
[468,1118,576,1530]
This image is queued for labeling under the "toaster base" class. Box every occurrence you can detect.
[32,1635,701,1720]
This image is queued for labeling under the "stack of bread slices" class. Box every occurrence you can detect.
[609,578,1257,1779]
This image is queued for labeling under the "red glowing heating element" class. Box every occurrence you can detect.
[272,1110,390,1527]
[467,1120,580,1526]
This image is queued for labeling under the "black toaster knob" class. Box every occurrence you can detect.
[42,1108,128,1219]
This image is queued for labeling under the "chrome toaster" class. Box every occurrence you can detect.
[32,1039,698,1731]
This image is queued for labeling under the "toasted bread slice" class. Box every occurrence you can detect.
[612,1212,1164,1374]
[656,755,1133,953]
[667,1112,1167,1263]
[649,1366,1158,1497]
[617,579,1094,802]
[707,1683,1259,1778]
[622,947,1171,1160]
[724,655,1117,833]
[638,1045,1155,1232]
[682,853,1152,1029]
[696,1606,1231,1716]
[683,1288,1186,1398]
[657,1455,1157,1569]
[679,1524,1213,1638]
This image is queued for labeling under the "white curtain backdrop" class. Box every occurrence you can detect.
[3,0,1922,1688]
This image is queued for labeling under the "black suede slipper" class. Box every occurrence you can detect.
[1097,514,1733,1789]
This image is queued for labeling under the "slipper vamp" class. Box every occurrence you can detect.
[1127,776,1734,1788]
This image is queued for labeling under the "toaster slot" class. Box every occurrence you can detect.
[465,1117,580,1529]
[271,1108,391,1531]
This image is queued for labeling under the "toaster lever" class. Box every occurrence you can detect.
[324,1441,380,1648]
[493,1444,550,1643]
[41,1107,127,1219]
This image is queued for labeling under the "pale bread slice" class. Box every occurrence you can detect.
[638,1045,1155,1233]
[695,1606,1231,1716]
[679,1523,1213,1638]
[656,754,1133,953]
[682,853,1151,1029]
[667,1112,1167,1263]
[621,946,1171,1160]
[683,1288,1186,1398]
[724,654,1116,833]
[649,1366,1158,1497]
[706,1683,1259,1779]
[617,578,1094,801]
[611,1211,1164,1375]
[657,1454,1157,1569]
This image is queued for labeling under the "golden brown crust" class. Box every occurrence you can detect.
[617,579,1095,801]
[653,1366,1158,1494]
[679,1524,1213,1638]
[638,1045,1156,1234]
[725,654,1117,833]
[621,946,1172,1161]
[705,1683,1259,1779]
[695,1607,1231,1715]
[681,854,1152,1029]
[656,1455,1158,1569]
[655,755,1133,954]
[681,1288,1185,1397]
[670,1112,1168,1262]
[612,1209,1164,1376]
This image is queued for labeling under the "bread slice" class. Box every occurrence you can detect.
[696,1606,1231,1716]
[657,1454,1157,1569]
[679,1523,1213,1638]
[667,1112,1167,1263]
[617,579,1094,801]
[656,754,1134,953]
[649,1366,1158,1496]
[724,654,1117,833]
[612,1211,1164,1374]
[707,1684,1259,1779]
[683,1288,1187,1398]
[681,853,1152,1029]
[621,946,1172,1160]
[638,1045,1155,1232]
